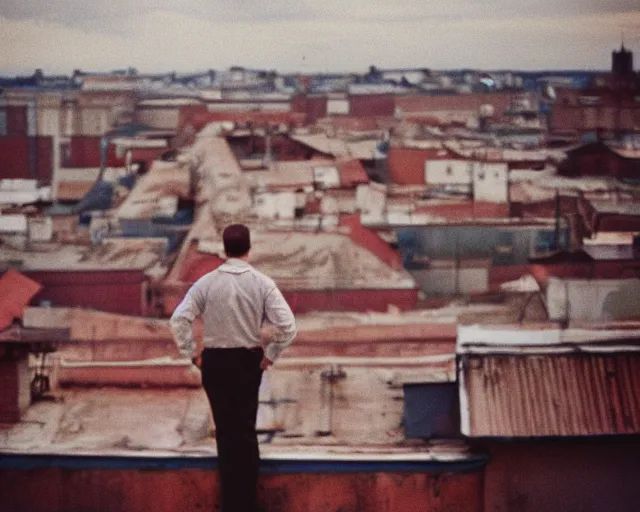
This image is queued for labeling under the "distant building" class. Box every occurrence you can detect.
[558,141,640,181]
[549,45,640,137]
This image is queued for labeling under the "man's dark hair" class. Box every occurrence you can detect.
[223,224,251,257]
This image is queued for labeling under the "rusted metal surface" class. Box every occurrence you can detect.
[460,352,640,437]
[0,460,485,512]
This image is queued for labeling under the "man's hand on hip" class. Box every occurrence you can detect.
[260,356,273,370]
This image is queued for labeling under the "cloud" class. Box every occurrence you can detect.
[0,7,639,74]
[2,0,639,28]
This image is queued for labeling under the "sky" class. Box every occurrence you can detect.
[1,1,640,75]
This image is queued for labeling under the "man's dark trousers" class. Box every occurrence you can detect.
[201,347,264,512]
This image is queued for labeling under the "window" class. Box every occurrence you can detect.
[403,382,460,439]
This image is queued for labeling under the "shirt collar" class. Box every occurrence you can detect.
[219,258,252,274]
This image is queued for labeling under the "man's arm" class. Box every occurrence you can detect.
[170,284,205,360]
[262,286,297,365]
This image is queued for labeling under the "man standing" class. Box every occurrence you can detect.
[170,224,297,512]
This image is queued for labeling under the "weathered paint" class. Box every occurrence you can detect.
[461,352,640,437]
[0,455,485,512]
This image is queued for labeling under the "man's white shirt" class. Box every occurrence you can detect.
[170,258,297,362]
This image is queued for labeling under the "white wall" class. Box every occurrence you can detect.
[136,108,180,130]
[547,278,640,321]
[37,108,61,137]
[472,162,508,203]
[425,159,472,185]
[327,98,350,115]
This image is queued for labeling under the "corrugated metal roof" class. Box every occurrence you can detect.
[460,352,640,437]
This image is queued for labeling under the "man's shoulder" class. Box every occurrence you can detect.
[246,265,277,290]
[192,268,221,287]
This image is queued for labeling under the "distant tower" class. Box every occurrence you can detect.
[611,43,637,93]
[612,44,633,76]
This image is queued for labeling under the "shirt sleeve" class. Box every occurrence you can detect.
[170,283,205,359]
[263,286,297,362]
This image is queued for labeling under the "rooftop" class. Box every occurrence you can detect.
[458,324,640,438]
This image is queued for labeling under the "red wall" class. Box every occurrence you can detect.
[3,106,28,135]
[0,464,484,512]
[483,439,640,512]
[0,357,27,423]
[415,202,510,220]
[63,136,125,168]
[0,136,53,183]
[283,288,418,314]
[395,92,526,122]
[26,270,147,316]
[489,265,534,288]
[550,88,640,134]
[349,94,395,117]
[291,94,327,124]
[387,146,457,185]
[530,260,640,285]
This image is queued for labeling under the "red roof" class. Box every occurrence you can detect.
[0,269,42,331]
[171,241,225,283]
[340,214,403,269]
[337,160,369,188]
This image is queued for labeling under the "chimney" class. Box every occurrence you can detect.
[0,343,31,423]
[263,124,273,168]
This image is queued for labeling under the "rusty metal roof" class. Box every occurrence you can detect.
[460,351,640,438]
